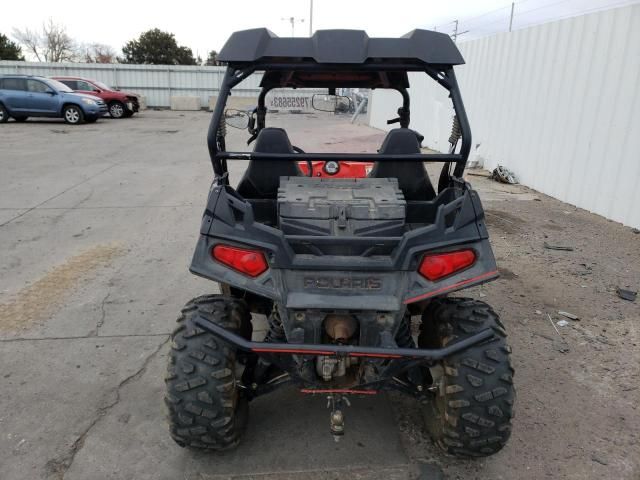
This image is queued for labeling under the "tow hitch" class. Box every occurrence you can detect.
[327,394,350,442]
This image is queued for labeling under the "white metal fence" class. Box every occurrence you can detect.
[0,62,329,111]
[369,4,640,229]
[0,62,261,107]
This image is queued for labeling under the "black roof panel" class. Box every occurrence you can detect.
[218,28,464,67]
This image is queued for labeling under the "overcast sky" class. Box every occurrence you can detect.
[1,0,637,60]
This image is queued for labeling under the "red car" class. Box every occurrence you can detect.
[52,76,140,119]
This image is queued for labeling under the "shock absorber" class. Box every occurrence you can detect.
[395,313,415,348]
[264,307,286,343]
[246,307,288,388]
[395,313,426,391]
[448,114,461,147]
[439,115,462,192]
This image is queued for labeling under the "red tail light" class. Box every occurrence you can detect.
[418,249,476,281]
[212,244,268,277]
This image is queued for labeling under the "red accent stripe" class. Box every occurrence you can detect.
[253,348,403,359]
[349,352,402,359]
[300,388,378,395]
[252,347,334,356]
[404,270,500,304]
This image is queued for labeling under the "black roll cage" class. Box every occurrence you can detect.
[207,62,471,185]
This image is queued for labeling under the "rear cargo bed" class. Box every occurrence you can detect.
[278,177,406,236]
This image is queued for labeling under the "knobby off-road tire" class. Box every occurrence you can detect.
[419,297,515,457]
[165,295,252,450]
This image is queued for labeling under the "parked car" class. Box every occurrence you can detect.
[53,76,140,119]
[0,75,107,125]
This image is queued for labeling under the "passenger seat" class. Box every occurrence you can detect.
[370,128,436,200]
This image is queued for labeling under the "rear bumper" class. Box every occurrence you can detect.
[194,314,494,360]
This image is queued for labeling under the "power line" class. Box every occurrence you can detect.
[434,0,527,31]
[434,0,638,39]
[459,2,513,24]
[433,0,637,37]
[514,0,639,28]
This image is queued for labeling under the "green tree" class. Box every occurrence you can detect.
[121,29,197,65]
[205,50,219,66]
[0,33,25,60]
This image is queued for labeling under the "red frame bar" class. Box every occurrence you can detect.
[349,352,402,359]
[300,388,378,395]
[252,347,335,356]
[253,347,403,359]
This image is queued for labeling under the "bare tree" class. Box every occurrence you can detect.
[13,19,76,62]
[81,43,117,63]
[43,20,75,61]
[12,27,42,61]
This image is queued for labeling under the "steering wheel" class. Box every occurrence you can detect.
[293,146,313,177]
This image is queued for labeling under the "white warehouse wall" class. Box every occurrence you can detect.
[369,4,640,229]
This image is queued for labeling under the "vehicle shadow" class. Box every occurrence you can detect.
[182,386,409,476]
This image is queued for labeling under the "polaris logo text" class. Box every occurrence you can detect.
[303,277,382,290]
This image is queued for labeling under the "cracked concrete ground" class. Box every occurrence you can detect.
[1,111,639,479]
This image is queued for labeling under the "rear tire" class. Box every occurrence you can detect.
[165,295,252,450]
[63,105,84,125]
[0,104,8,123]
[419,297,515,457]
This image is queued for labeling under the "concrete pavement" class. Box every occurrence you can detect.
[4,111,637,479]
[0,111,410,480]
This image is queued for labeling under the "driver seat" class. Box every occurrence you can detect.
[236,128,301,198]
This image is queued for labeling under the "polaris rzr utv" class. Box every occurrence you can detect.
[165,28,515,457]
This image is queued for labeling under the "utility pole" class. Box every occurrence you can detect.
[509,2,515,32]
[282,16,305,36]
[451,20,468,43]
[309,0,314,36]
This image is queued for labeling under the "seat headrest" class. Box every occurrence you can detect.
[253,127,294,154]
[379,128,422,154]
